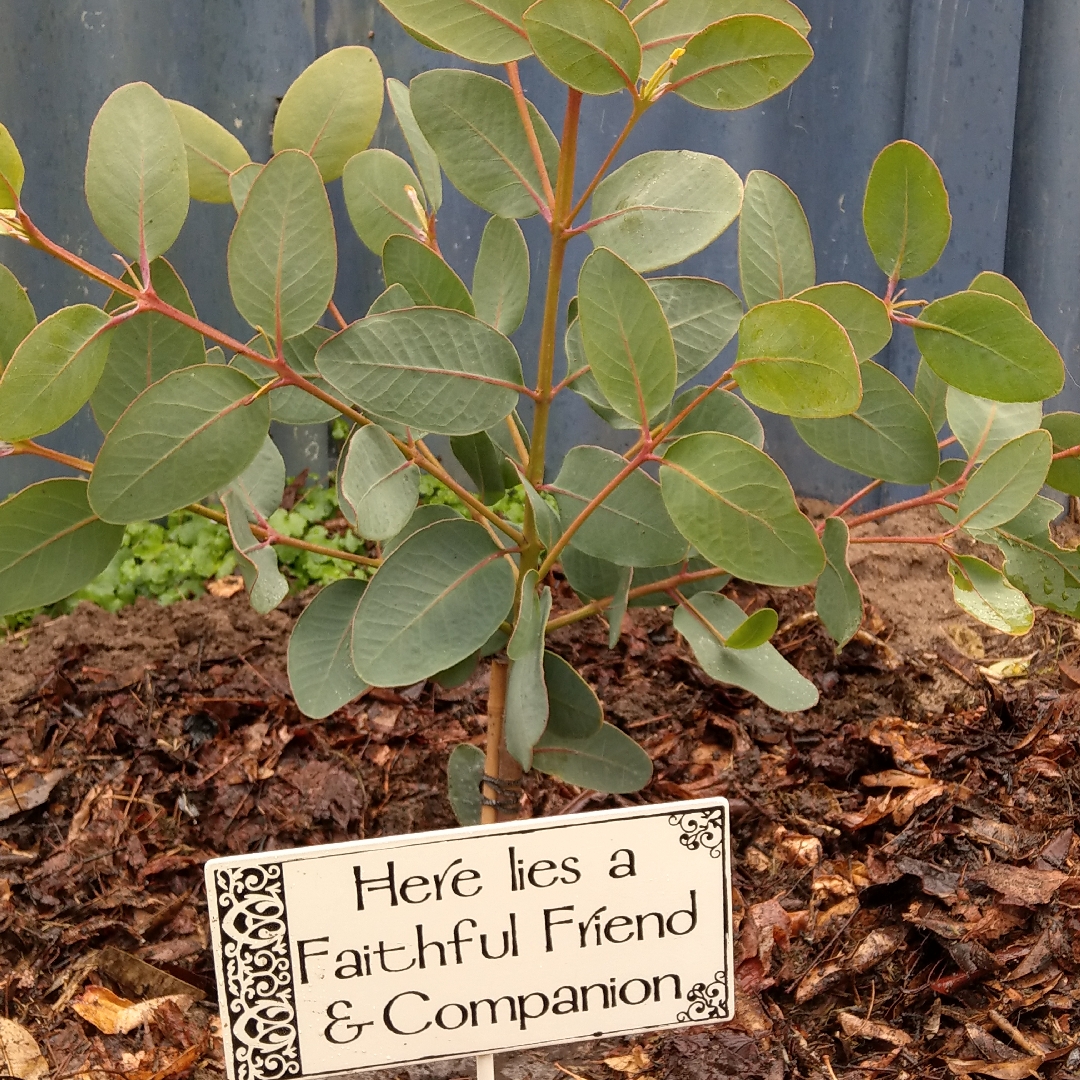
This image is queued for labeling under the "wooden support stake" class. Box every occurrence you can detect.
[480,659,522,825]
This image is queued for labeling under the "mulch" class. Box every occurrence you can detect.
[1,573,1078,1080]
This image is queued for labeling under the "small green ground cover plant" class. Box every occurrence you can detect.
[2,0,1079,824]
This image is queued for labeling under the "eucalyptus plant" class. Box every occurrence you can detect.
[1,0,1078,825]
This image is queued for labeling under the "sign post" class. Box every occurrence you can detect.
[205,797,733,1078]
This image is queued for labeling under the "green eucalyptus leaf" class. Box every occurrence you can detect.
[0,122,24,209]
[725,605,777,649]
[0,479,125,617]
[228,149,337,340]
[816,516,862,648]
[795,283,892,361]
[316,307,523,436]
[579,247,677,425]
[564,317,638,430]
[168,99,250,204]
[368,283,415,316]
[946,387,1042,462]
[387,77,442,212]
[914,291,1063,402]
[0,305,113,442]
[664,387,764,449]
[650,277,743,384]
[626,0,810,81]
[673,591,817,710]
[670,14,813,111]
[383,503,462,557]
[435,652,480,689]
[272,47,383,182]
[451,430,506,505]
[505,570,552,769]
[607,566,633,648]
[339,424,419,541]
[524,0,641,95]
[1043,412,1080,497]
[994,511,1080,620]
[447,743,485,826]
[342,149,424,257]
[544,651,603,740]
[0,263,35,371]
[229,162,261,212]
[288,578,368,719]
[739,170,815,308]
[734,298,862,418]
[661,431,824,586]
[514,466,561,550]
[380,0,532,64]
[473,217,530,335]
[410,69,558,219]
[532,721,652,794]
[351,517,516,685]
[232,327,338,426]
[221,435,286,520]
[383,234,474,314]
[88,365,270,524]
[969,270,1031,318]
[221,488,289,614]
[792,360,940,484]
[956,430,1052,532]
[85,82,189,260]
[914,358,948,433]
[589,150,743,273]
[551,445,688,567]
[863,140,951,280]
[948,554,1033,636]
[93,259,205,433]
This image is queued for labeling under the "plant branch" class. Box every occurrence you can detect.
[9,441,93,472]
[327,300,349,331]
[623,372,735,459]
[568,100,646,224]
[629,0,670,24]
[822,479,883,532]
[848,534,951,547]
[1052,442,1080,461]
[506,62,555,213]
[844,487,956,531]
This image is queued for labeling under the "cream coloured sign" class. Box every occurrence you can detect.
[205,797,733,1078]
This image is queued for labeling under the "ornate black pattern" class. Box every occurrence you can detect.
[668,805,727,858]
[215,863,302,1080]
[677,971,730,1023]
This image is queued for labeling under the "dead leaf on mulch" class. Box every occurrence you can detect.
[603,1045,652,1074]
[947,1048,1075,1078]
[71,985,194,1035]
[0,768,67,821]
[0,1018,49,1080]
[838,1012,911,1046]
[968,863,1068,906]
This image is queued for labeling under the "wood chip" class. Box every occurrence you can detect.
[839,1013,912,1046]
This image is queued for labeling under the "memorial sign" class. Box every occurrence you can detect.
[205,797,733,1077]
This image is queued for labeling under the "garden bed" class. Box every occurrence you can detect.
[1,508,1078,1080]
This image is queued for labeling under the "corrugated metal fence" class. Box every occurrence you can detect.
[1,0,1076,510]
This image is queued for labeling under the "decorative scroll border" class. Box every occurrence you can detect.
[677,970,731,1023]
[214,863,302,1080]
[668,804,727,859]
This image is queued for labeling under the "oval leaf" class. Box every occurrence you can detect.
[168,100,250,204]
[383,504,463,557]
[0,305,113,442]
[342,148,424,257]
[673,591,818,710]
[380,0,532,64]
[949,555,1034,636]
[85,82,189,260]
[969,270,1031,318]
[88,365,270,524]
[0,479,124,617]
[524,0,641,95]
[816,516,863,648]
[734,298,862,418]
[0,121,25,209]
[233,327,338,426]
[661,431,825,586]
[272,47,384,182]
[317,308,523,436]
[946,387,1042,462]
[544,650,603,740]
[589,150,743,272]
[579,247,677,425]
[351,517,516,686]
[93,259,206,434]
[383,234,474,314]
[532,722,653,794]
[665,386,765,448]
[725,606,778,649]
[451,430,507,505]
[339,424,420,541]
[221,435,286,520]
[411,69,558,219]
[914,290,1064,403]
[447,743,485,826]
[792,360,940,484]
[670,15,814,111]
[387,77,443,212]
[863,140,951,280]
[795,283,892,361]
[915,358,948,433]
[739,170,815,308]
[1043,412,1080,497]
[229,161,261,213]
[505,570,553,769]
[551,445,688,567]
[228,149,337,341]
[650,277,743,384]
[956,430,1052,532]
[221,488,289,614]
[0,262,35,371]
[473,217,530,335]
[368,283,416,317]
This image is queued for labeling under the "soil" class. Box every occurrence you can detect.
[1,509,1079,1080]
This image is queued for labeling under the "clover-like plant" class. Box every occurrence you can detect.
[2,0,1078,825]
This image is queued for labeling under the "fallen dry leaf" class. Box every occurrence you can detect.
[794,957,845,1004]
[205,575,245,598]
[839,1012,911,1046]
[850,925,906,973]
[0,769,67,823]
[947,1056,1047,1078]
[0,1018,49,1080]
[603,1045,651,1074]
[978,654,1035,681]
[774,828,822,867]
[860,770,940,788]
[71,985,193,1035]
[969,864,1067,907]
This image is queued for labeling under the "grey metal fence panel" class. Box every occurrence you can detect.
[0,0,1074,506]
